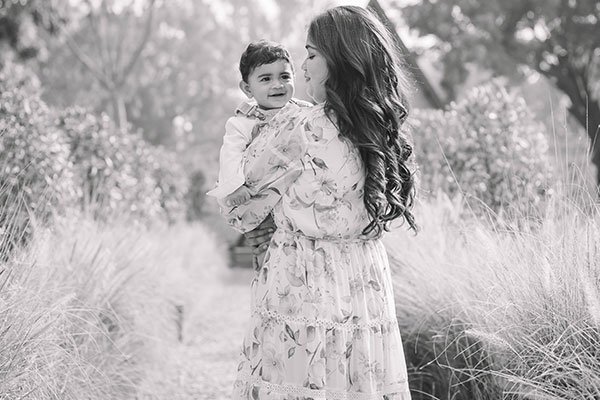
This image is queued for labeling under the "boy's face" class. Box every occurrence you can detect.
[240,59,294,109]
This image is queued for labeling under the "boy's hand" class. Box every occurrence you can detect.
[225,185,252,207]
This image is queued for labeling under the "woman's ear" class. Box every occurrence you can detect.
[239,80,253,99]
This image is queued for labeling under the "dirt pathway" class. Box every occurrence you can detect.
[176,266,255,400]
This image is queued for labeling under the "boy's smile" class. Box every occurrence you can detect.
[240,59,295,110]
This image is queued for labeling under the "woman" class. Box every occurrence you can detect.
[225,5,416,399]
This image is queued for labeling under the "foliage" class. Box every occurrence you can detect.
[401,319,501,399]
[397,0,600,182]
[0,59,188,260]
[0,0,66,61]
[410,79,553,219]
[0,61,75,254]
[36,0,315,173]
[0,212,227,399]
[56,106,188,225]
[387,188,600,399]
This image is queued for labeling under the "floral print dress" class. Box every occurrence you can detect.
[224,103,411,400]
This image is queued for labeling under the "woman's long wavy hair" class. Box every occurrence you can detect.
[308,6,417,235]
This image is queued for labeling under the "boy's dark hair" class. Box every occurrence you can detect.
[239,40,293,83]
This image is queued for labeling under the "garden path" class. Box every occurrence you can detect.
[172,263,253,400]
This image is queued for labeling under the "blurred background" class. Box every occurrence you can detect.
[1,1,600,399]
[3,0,349,200]
[2,0,598,218]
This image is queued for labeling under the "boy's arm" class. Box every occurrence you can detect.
[206,117,253,199]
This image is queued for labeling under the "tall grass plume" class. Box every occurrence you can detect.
[388,185,600,399]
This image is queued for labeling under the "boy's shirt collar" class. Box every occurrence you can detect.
[234,101,279,121]
[235,98,312,120]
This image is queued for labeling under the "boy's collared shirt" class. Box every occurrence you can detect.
[207,98,313,200]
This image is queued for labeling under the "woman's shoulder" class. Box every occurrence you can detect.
[267,102,339,143]
[299,103,339,143]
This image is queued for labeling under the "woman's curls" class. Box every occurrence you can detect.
[307,6,417,236]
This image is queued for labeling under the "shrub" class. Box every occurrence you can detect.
[142,144,189,224]
[0,62,76,255]
[387,191,600,399]
[0,210,228,399]
[411,79,553,219]
[56,107,188,224]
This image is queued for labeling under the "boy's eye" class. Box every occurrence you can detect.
[281,74,291,80]
[308,55,315,60]
[260,77,270,82]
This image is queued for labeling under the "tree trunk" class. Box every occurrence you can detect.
[111,91,128,132]
[563,94,600,190]
[545,56,600,189]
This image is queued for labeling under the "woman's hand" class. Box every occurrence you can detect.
[244,214,276,250]
[245,214,276,270]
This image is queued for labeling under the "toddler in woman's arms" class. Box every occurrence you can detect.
[207,40,310,207]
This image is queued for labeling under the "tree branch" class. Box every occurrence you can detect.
[84,0,112,80]
[63,32,112,90]
[100,1,118,82]
[113,4,129,74]
[119,0,156,84]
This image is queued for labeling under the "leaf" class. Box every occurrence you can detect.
[288,347,296,358]
[369,280,381,291]
[307,325,316,343]
[251,385,260,400]
[285,323,296,341]
[312,157,328,169]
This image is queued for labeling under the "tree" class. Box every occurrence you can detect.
[0,0,66,62]
[397,0,600,186]
[38,0,314,168]
[49,0,157,131]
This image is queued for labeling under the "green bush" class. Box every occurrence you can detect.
[411,79,553,219]
[0,62,76,254]
[57,107,188,224]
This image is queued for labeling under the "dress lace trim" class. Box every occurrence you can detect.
[254,308,398,332]
[234,372,409,400]
[279,228,380,244]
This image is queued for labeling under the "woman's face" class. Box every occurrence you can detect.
[301,39,328,103]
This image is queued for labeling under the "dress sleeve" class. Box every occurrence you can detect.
[221,108,310,233]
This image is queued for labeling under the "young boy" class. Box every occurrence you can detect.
[207,40,310,207]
